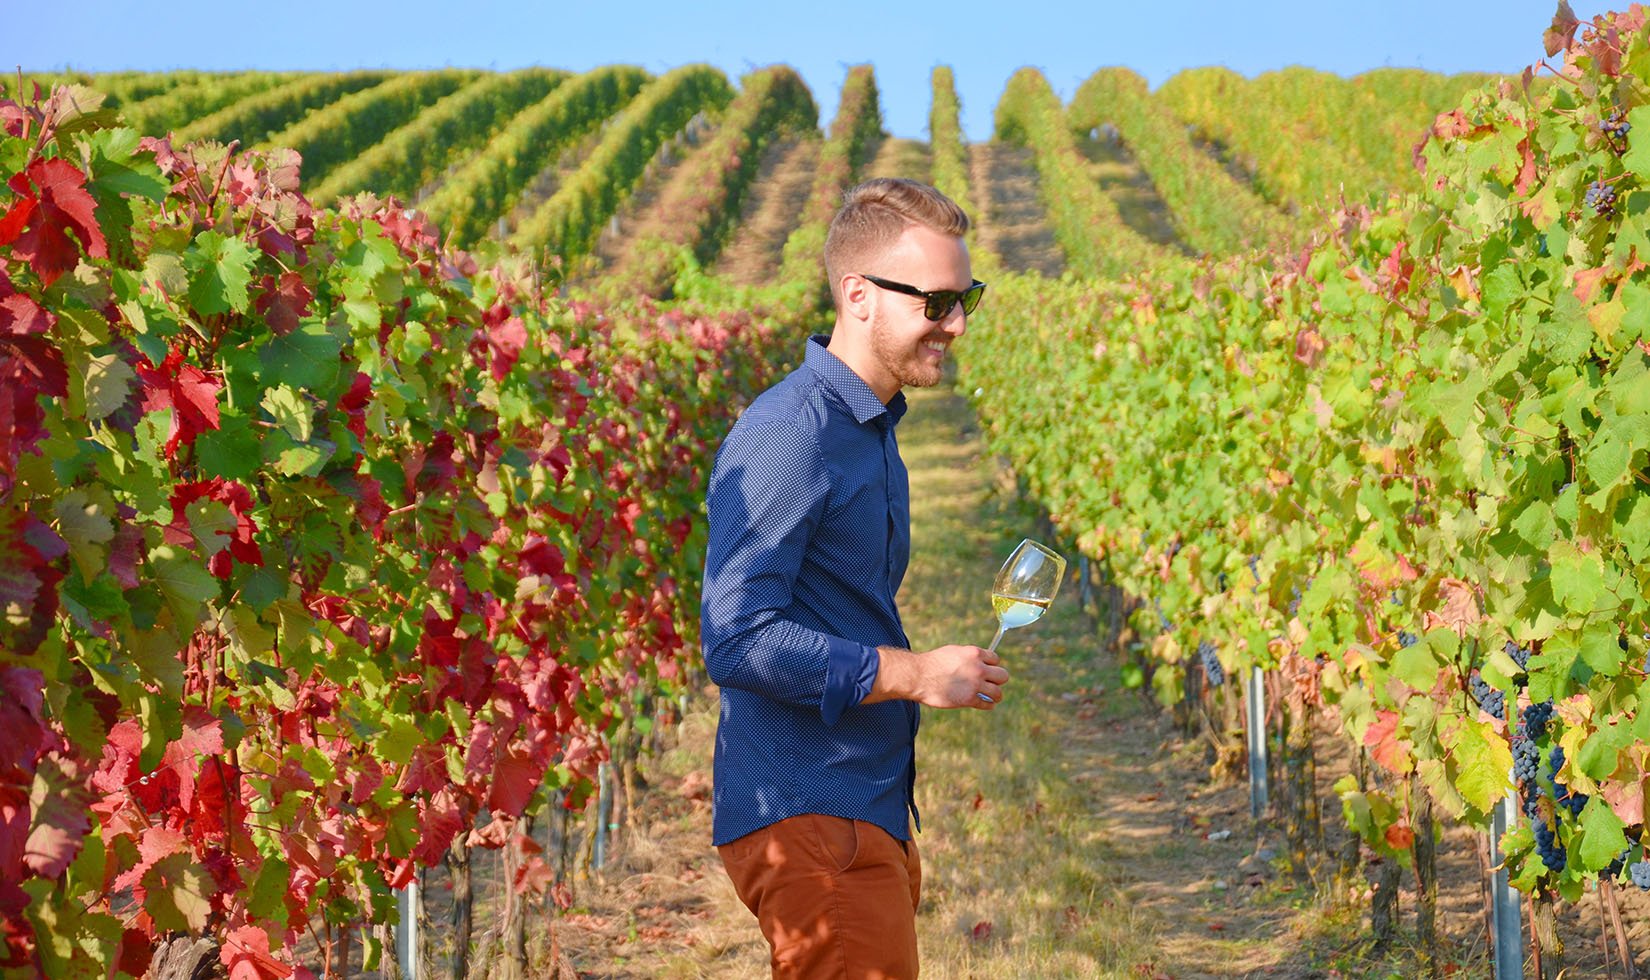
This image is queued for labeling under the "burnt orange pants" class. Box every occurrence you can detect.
[718,814,922,979]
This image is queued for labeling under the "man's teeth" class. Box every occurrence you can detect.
[923,341,946,353]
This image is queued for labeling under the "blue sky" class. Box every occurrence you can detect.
[15,0,1614,141]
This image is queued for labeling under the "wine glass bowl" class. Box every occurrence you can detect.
[987,539,1066,653]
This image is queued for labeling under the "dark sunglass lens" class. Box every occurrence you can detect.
[923,294,955,321]
[961,282,984,315]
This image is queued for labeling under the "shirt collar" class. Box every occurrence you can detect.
[804,335,908,426]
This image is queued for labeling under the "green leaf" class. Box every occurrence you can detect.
[1393,632,1443,689]
[261,384,313,442]
[1578,620,1626,676]
[54,488,114,582]
[247,857,292,928]
[1623,106,1650,176]
[275,439,332,477]
[194,410,260,482]
[77,353,136,421]
[1578,719,1631,780]
[143,251,188,297]
[1511,498,1556,548]
[142,852,213,934]
[377,714,422,766]
[87,128,169,200]
[1576,795,1630,872]
[260,321,345,394]
[1446,714,1514,812]
[1548,541,1607,614]
[148,544,220,627]
[185,230,257,316]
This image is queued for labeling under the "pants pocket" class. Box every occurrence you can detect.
[810,814,861,874]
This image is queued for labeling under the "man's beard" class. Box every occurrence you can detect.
[870,308,944,391]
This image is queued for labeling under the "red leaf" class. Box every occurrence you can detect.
[1544,0,1581,56]
[8,157,107,285]
[220,925,293,980]
[970,920,993,942]
[411,789,465,866]
[0,197,35,248]
[24,755,93,878]
[164,478,262,578]
[0,292,50,337]
[135,347,222,459]
[1385,822,1416,851]
[0,668,44,774]
[1364,710,1412,776]
[487,751,544,816]
[254,272,312,336]
[117,928,154,978]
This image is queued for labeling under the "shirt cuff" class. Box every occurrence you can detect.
[821,637,880,726]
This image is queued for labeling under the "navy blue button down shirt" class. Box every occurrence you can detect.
[702,335,919,846]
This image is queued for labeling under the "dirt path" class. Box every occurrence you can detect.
[713,135,819,286]
[861,136,932,182]
[581,111,716,271]
[969,142,1064,278]
[1073,129,1187,253]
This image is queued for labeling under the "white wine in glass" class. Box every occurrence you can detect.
[987,539,1067,653]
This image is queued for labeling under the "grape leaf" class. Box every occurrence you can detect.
[1576,795,1630,872]
[25,754,93,878]
[259,321,344,394]
[148,544,219,626]
[185,229,256,316]
[1444,715,1513,813]
[142,851,212,934]
[78,352,136,421]
[6,156,108,285]
[221,924,293,980]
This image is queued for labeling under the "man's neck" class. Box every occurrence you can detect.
[825,326,897,404]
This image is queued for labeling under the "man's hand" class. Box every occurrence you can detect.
[864,644,1009,709]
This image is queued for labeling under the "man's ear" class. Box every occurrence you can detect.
[839,273,873,322]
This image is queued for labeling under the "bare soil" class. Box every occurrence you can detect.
[713,135,819,286]
[969,142,1065,278]
[861,137,932,183]
[1073,128,1188,254]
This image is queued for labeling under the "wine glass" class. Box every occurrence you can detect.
[987,539,1067,653]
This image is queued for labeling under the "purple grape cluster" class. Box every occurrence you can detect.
[1522,781,1544,819]
[1197,640,1225,687]
[1468,673,1504,720]
[1631,861,1650,890]
[1247,553,1260,585]
[1585,179,1617,216]
[1549,745,1587,818]
[1522,700,1554,741]
[1504,639,1531,672]
[1531,815,1567,872]
[1602,108,1631,141]
[1398,631,1420,649]
[1513,734,1540,783]
[1153,598,1174,633]
[1288,585,1302,617]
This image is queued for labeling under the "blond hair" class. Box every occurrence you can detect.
[824,178,969,307]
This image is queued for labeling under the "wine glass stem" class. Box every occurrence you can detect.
[987,624,1006,653]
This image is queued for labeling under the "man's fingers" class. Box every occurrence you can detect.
[982,665,1009,686]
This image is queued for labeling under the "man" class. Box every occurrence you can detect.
[701,177,1005,978]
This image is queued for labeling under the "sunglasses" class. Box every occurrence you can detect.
[861,273,986,321]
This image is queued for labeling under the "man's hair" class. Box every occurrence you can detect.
[824,178,969,307]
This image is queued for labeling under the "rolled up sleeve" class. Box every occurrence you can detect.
[701,419,879,724]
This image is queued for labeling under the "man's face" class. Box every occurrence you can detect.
[863,225,972,393]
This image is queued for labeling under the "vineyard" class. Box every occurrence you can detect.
[7,5,1650,977]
